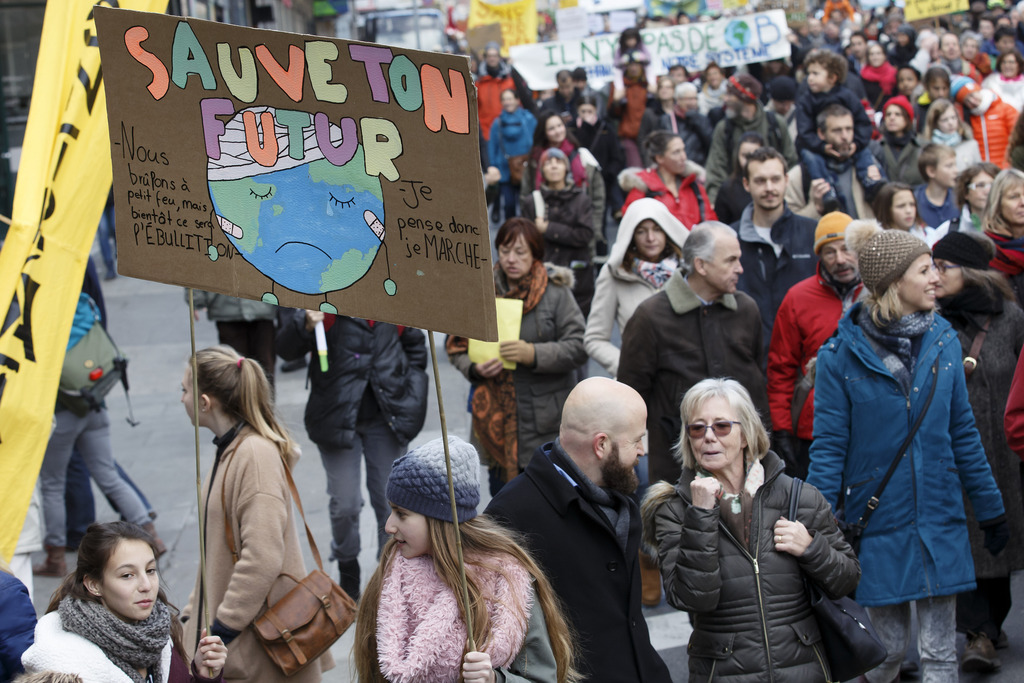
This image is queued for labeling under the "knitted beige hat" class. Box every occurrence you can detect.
[845,222,930,296]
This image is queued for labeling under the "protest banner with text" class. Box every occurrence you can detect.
[903,0,968,21]
[510,10,790,90]
[468,0,538,54]
[94,7,498,341]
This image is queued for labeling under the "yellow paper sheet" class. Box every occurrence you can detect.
[469,298,524,370]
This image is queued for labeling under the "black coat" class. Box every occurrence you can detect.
[276,311,428,449]
[486,442,672,683]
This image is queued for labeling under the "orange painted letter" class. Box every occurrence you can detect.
[420,66,469,134]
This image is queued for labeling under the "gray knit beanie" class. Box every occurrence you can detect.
[846,223,930,296]
[386,436,480,523]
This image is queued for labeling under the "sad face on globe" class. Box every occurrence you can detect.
[207,106,396,305]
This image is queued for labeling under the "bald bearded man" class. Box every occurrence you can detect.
[485,378,672,683]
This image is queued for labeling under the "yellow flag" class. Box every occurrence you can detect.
[468,0,538,53]
[0,0,168,562]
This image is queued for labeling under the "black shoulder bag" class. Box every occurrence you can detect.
[838,356,940,554]
[790,478,887,681]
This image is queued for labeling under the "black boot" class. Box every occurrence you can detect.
[338,558,361,602]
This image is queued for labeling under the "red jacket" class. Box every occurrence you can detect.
[621,167,715,229]
[1005,350,1024,458]
[476,71,515,141]
[969,94,1019,169]
[767,265,863,440]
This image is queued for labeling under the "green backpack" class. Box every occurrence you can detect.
[57,293,132,420]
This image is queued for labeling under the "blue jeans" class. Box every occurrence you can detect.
[316,411,405,563]
[66,452,154,546]
[97,203,117,276]
[800,147,882,212]
[40,409,150,547]
[865,596,958,683]
[499,182,520,222]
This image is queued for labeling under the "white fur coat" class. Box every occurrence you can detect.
[22,611,172,683]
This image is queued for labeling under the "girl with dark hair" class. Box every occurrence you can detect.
[713,131,763,226]
[447,219,586,494]
[354,436,579,682]
[931,231,1024,671]
[21,521,226,682]
[520,111,605,229]
[872,181,934,242]
[574,95,625,227]
[178,347,333,682]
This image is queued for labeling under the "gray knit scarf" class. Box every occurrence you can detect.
[858,307,933,394]
[58,596,170,683]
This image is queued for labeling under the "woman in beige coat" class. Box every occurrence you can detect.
[181,346,333,682]
[584,197,688,376]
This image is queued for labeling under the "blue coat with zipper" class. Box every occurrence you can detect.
[808,304,1005,606]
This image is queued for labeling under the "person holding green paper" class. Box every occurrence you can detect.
[275,308,429,601]
[447,217,586,495]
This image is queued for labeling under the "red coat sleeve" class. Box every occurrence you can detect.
[1004,352,1024,459]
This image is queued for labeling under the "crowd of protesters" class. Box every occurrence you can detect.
[8,2,1024,682]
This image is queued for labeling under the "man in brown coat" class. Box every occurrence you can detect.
[618,221,768,485]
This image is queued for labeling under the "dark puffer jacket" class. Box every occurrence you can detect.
[276,312,429,449]
[642,451,860,683]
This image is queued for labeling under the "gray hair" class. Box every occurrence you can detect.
[681,221,733,275]
[675,378,771,470]
[675,82,698,99]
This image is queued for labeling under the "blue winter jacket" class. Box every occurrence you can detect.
[808,304,1004,607]
[488,107,536,183]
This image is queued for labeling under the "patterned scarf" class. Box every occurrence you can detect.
[58,596,170,683]
[986,230,1024,276]
[631,255,678,289]
[376,554,532,683]
[858,307,933,394]
[445,260,549,481]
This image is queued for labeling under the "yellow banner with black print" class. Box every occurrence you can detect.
[0,0,167,562]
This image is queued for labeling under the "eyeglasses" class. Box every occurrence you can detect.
[685,421,741,439]
[968,181,993,191]
[935,263,962,273]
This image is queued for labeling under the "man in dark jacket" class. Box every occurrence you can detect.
[276,310,428,599]
[486,377,672,683]
[618,222,768,484]
[730,147,819,355]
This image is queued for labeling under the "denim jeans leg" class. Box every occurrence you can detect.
[359,415,405,556]
[500,182,519,221]
[78,409,149,527]
[865,602,912,683]
[318,438,364,563]
[41,411,88,547]
[917,596,958,683]
[65,449,96,547]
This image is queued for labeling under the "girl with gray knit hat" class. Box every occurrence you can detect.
[354,436,579,683]
[807,223,1007,681]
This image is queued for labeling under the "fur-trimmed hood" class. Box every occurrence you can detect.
[617,160,705,194]
[494,262,575,293]
[640,480,680,551]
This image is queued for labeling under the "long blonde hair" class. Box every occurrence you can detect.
[982,168,1024,237]
[354,515,580,682]
[190,345,297,457]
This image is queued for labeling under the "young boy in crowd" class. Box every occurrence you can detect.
[914,143,960,227]
[795,48,885,214]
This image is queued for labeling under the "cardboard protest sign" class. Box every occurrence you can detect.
[904,0,967,21]
[468,0,538,54]
[510,10,790,90]
[94,7,498,340]
[758,0,807,28]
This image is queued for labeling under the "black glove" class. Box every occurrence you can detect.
[980,516,1009,556]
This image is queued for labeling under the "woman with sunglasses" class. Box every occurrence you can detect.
[807,223,1006,681]
[931,231,1024,671]
[642,377,859,682]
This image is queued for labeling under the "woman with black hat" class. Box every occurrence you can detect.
[932,231,1024,671]
[808,223,1007,682]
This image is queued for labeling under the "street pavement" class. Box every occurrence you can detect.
[26,248,1024,682]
